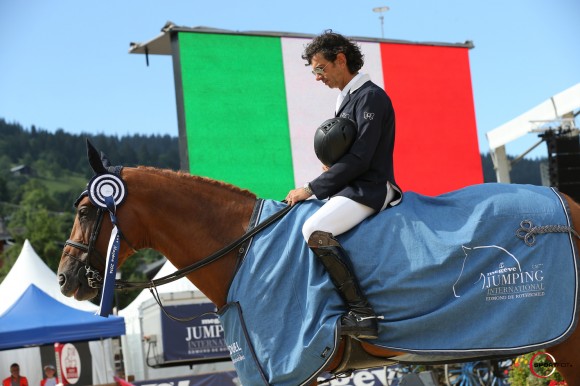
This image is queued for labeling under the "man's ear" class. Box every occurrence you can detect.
[336,52,347,68]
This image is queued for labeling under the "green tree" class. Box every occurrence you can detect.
[3,180,73,271]
[0,118,179,307]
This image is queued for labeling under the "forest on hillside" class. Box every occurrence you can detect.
[0,118,548,307]
[0,119,181,308]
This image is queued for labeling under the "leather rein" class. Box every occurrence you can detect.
[65,192,292,292]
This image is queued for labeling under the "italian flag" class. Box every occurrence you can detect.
[176,32,481,200]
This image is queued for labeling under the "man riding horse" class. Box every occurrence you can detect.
[285,30,402,339]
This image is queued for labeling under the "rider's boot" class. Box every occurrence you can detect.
[308,230,380,339]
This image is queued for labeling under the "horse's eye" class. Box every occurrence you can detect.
[78,207,91,220]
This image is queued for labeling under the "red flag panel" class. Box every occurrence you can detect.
[381,43,482,195]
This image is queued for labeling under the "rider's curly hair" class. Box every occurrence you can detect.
[302,30,364,74]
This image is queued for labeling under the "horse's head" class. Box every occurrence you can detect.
[59,139,260,306]
[57,140,134,300]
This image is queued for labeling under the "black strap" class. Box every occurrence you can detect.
[115,201,293,290]
[148,284,217,323]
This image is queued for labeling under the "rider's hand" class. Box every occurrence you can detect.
[285,187,312,206]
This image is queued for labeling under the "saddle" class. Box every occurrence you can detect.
[328,337,512,377]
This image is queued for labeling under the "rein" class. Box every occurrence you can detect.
[116,200,293,291]
[63,156,294,317]
[66,192,293,291]
[141,200,292,323]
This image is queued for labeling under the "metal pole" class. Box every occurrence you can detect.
[372,6,390,38]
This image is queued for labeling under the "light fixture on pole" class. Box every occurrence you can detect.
[372,6,390,39]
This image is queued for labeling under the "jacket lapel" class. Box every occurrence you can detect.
[335,76,372,117]
[335,92,352,117]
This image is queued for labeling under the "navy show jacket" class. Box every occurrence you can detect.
[309,79,401,212]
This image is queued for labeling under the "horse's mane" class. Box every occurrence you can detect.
[135,166,257,199]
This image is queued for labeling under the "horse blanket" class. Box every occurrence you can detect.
[217,183,579,386]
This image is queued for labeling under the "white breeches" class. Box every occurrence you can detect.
[302,196,375,241]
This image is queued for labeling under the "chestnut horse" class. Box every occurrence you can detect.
[58,147,580,384]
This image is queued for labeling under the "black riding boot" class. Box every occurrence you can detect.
[308,230,380,339]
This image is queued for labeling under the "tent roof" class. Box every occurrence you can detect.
[120,260,201,315]
[0,284,125,350]
[0,240,97,315]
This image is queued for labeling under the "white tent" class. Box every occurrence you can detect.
[119,260,233,381]
[0,239,96,315]
[121,259,199,314]
[0,240,117,386]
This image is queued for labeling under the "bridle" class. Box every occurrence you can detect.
[64,190,138,289]
[64,190,107,289]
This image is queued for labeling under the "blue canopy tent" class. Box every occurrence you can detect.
[0,284,125,350]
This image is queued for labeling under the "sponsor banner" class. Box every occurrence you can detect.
[54,342,82,385]
[132,367,397,386]
[318,366,403,386]
[51,342,93,386]
[161,303,230,361]
[132,371,238,386]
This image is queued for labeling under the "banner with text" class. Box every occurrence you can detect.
[132,371,238,386]
[160,303,230,361]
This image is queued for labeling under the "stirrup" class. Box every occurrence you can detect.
[340,311,382,339]
[352,313,385,322]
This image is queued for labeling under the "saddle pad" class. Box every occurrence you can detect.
[221,183,579,386]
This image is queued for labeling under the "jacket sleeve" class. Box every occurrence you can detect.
[309,88,389,199]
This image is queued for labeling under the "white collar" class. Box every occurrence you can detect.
[340,73,370,98]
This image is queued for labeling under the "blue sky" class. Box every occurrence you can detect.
[1,0,578,158]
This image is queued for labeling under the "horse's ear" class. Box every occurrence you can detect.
[100,151,113,168]
[86,139,107,175]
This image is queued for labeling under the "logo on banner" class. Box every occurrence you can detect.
[161,304,229,361]
[184,317,226,356]
[318,367,390,385]
[60,343,82,384]
[130,371,239,386]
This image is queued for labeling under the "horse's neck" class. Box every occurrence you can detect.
[123,167,257,306]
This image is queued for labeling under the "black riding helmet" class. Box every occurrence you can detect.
[313,117,357,166]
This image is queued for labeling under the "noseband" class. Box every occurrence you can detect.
[64,190,107,289]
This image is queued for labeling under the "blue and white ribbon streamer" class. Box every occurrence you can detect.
[97,195,121,317]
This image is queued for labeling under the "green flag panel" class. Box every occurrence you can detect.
[178,33,294,199]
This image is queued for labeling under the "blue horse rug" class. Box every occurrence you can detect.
[217,183,579,386]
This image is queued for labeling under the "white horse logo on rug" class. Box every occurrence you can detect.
[452,245,524,298]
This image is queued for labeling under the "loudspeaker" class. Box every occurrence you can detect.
[545,132,580,202]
